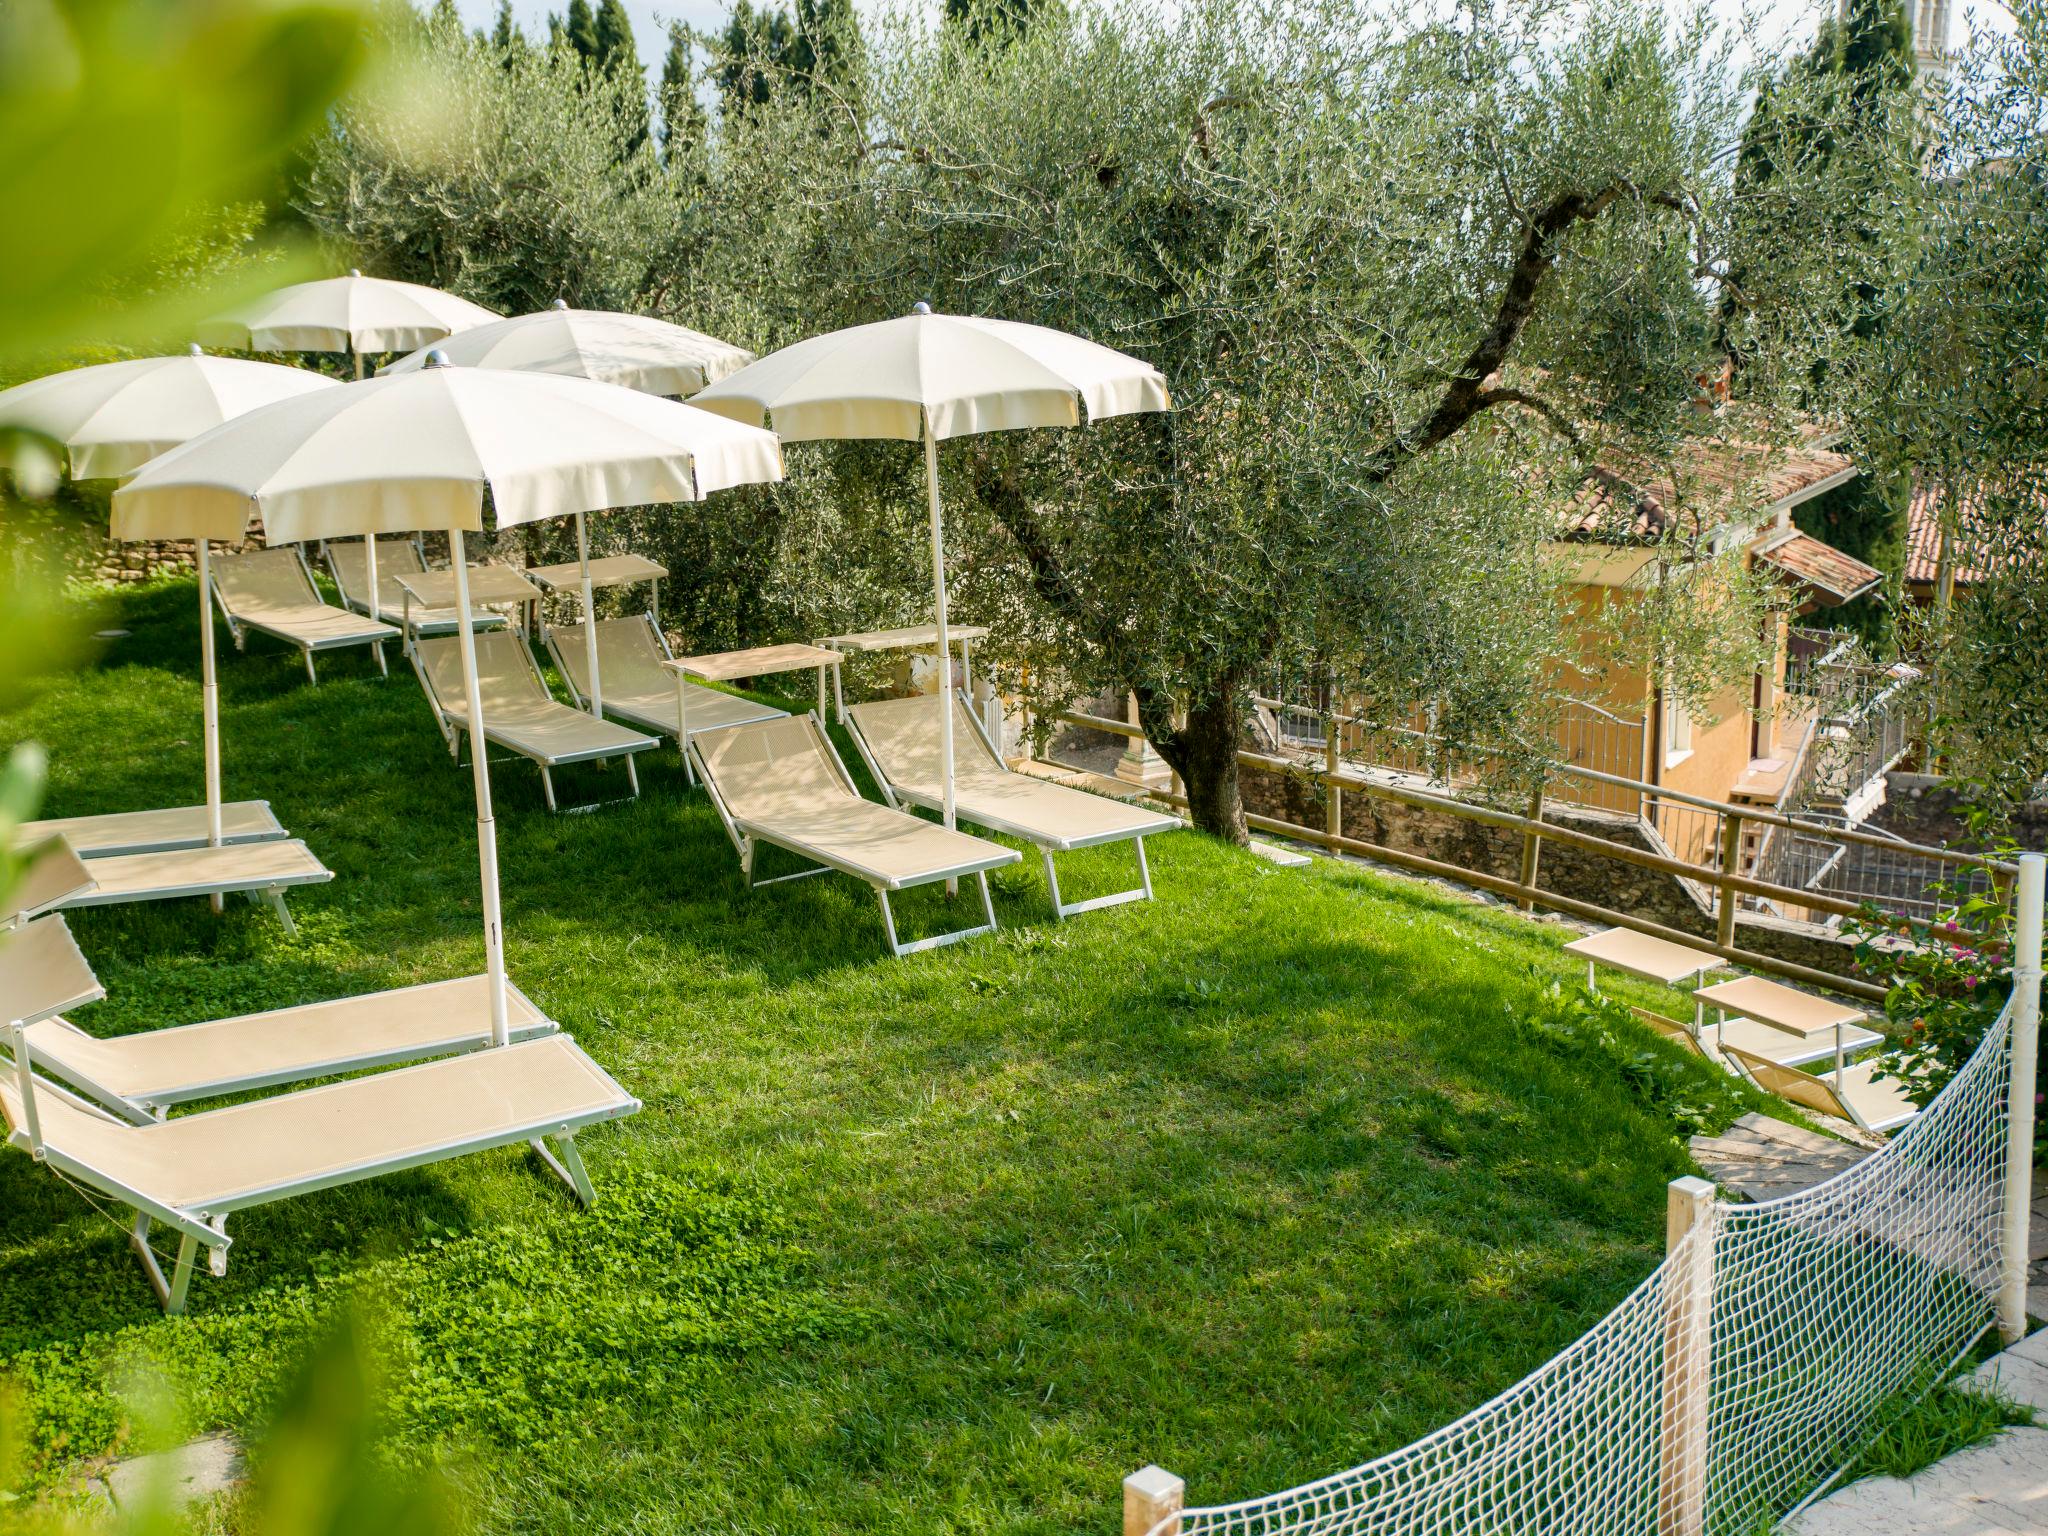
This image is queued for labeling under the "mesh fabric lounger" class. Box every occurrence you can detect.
[9,837,331,933]
[1630,1006,1715,1062]
[1,920,557,1121]
[690,713,1020,958]
[212,547,399,682]
[846,693,1179,919]
[412,631,659,812]
[1723,1043,1919,1136]
[1629,1002,1879,1074]
[543,616,786,746]
[323,537,506,638]
[14,800,284,857]
[1562,928,1724,991]
[0,1033,638,1314]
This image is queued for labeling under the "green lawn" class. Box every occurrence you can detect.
[1,577,1767,1533]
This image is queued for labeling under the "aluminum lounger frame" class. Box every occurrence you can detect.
[15,799,286,857]
[7,837,332,935]
[0,1034,639,1315]
[688,713,1008,959]
[211,546,398,682]
[411,631,657,813]
[320,536,509,640]
[1721,1042,1918,1136]
[540,613,787,752]
[844,694,1176,920]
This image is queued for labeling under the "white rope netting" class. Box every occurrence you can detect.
[1167,1000,2015,1536]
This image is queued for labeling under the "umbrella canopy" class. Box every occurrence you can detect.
[0,349,338,480]
[381,304,756,398]
[691,308,1170,839]
[196,271,502,356]
[113,358,785,1048]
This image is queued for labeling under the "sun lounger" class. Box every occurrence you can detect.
[845,693,1179,918]
[323,536,508,638]
[1723,1043,1920,1136]
[690,713,1020,957]
[13,801,285,857]
[1629,1005,1716,1062]
[543,615,787,747]
[212,547,399,681]
[1,918,557,1121]
[0,1030,639,1314]
[5,836,331,933]
[412,631,659,811]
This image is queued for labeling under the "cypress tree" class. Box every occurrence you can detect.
[564,0,599,62]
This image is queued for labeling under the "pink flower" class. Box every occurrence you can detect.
[1962,975,1980,990]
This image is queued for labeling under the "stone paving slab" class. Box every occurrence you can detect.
[92,1434,243,1512]
[1784,1426,2048,1536]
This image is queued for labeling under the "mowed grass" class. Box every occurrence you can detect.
[2,577,1761,1533]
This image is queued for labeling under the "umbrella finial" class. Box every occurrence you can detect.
[423,349,452,370]
[188,342,204,357]
[348,267,362,278]
[551,297,570,311]
[912,301,933,316]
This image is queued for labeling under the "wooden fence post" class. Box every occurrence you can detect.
[1658,1176,1716,1536]
[1124,1465,1185,1536]
[1325,713,1343,841]
[1999,853,2044,1345]
[1518,781,1546,912]
[1715,810,1744,951]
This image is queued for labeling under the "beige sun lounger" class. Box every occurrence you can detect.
[1723,1043,1920,1136]
[1,1030,638,1314]
[2,916,557,1120]
[13,801,284,857]
[211,547,400,682]
[323,536,508,638]
[543,616,787,747]
[412,631,659,812]
[1562,928,1725,990]
[846,693,1179,919]
[1629,1005,1716,1062]
[6,835,331,933]
[690,713,1020,957]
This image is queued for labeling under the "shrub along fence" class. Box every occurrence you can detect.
[1119,858,2044,1536]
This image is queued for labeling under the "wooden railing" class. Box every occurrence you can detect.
[1052,709,2019,1003]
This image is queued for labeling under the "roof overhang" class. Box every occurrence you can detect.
[1753,529,1883,607]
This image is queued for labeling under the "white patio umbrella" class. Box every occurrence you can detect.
[381,302,758,718]
[691,306,1170,836]
[197,270,504,621]
[0,348,341,860]
[113,357,785,1043]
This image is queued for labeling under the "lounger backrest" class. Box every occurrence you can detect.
[1722,1043,1855,1125]
[0,1070,151,1193]
[1629,1005,1709,1060]
[0,917,103,1026]
[2,840,95,926]
[213,548,319,617]
[328,538,426,611]
[696,717,854,822]
[417,632,549,715]
[847,694,1001,790]
[552,617,667,700]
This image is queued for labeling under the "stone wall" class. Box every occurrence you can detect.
[94,532,266,585]
[1241,760,1865,982]
[1871,773,2048,854]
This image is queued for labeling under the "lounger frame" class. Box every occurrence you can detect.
[540,612,786,752]
[14,801,286,858]
[1722,1042,1917,1136]
[47,850,331,934]
[2,1031,637,1315]
[411,633,655,813]
[690,712,1003,958]
[212,546,397,683]
[845,695,1169,920]
[320,535,510,641]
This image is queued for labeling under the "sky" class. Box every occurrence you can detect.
[451,0,2018,92]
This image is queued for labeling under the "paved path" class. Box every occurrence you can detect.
[1786,1328,2048,1535]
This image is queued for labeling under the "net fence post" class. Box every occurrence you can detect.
[1659,1175,1716,1536]
[1124,1465,1184,1536]
[1999,852,2044,1346]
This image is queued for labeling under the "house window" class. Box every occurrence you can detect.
[1665,688,1694,766]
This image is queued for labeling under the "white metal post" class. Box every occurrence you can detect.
[576,508,604,721]
[923,427,956,835]
[1999,852,2043,1345]
[1658,1175,1715,1536]
[196,539,222,851]
[1123,1465,1183,1536]
[364,535,381,622]
[450,529,511,1049]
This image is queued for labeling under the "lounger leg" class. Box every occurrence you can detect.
[741,839,756,888]
[303,649,318,685]
[976,870,997,931]
[166,1235,198,1316]
[625,754,640,799]
[1135,835,1153,900]
[531,1134,597,1207]
[1043,847,1066,921]
[878,888,902,955]
[541,767,558,813]
[373,640,388,678]
[263,888,298,936]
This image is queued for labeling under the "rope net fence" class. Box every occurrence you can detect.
[1157,999,2014,1536]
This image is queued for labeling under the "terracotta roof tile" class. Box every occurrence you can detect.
[1558,427,1856,545]
[1753,531,1882,605]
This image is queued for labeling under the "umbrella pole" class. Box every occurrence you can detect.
[364,535,380,622]
[450,529,511,1048]
[576,508,603,721]
[924,428,957,849]
[197,539,224,912]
